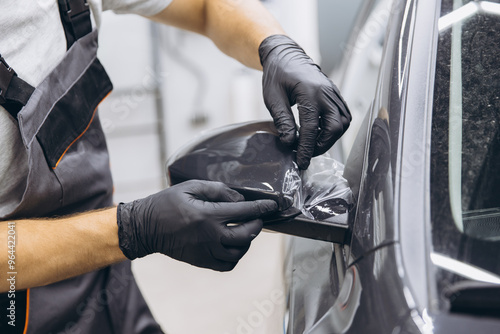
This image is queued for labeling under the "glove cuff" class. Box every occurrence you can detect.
[117,202,140,260]
[258,34,303,67]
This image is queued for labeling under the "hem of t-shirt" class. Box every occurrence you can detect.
[111,0,173,17]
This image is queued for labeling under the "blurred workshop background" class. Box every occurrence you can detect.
[97,0,372,333]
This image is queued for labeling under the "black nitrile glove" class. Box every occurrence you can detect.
[117,180,278,271]
[259,35,352,170]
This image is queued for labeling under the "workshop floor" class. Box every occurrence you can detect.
[132,232,287,334]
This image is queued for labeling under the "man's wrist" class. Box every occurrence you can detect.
[258,34,303,66]
[73,207,128,264]
[116,202,138,260]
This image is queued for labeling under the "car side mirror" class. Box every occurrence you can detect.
[166,121,353,244]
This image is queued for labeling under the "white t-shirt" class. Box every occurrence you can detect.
[0,0,172,216]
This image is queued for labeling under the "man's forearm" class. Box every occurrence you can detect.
[0,208,126,292]
[149,0,285,70]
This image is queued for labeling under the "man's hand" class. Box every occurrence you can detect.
[117,180,278,271]
[259,35,351,170]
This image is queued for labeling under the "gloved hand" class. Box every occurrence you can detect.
[117,180,278,271]
[259,35,351,170]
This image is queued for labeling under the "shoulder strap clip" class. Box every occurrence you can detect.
[58,0,92,49]
[67,0,90,19]
[0,55,16,104]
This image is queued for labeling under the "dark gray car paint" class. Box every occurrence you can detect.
[286,0,500,332]
[286,0,420,330]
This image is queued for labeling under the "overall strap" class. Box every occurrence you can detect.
[0,0,93,118]
[0,54,35,118]
[58,0,92,50]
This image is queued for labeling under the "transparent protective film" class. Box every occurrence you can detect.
[166,121,353,222]
[296,156,354,222]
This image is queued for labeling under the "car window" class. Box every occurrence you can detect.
[431,0,500,304]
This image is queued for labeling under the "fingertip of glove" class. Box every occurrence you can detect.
[279,131,297,147]
[313,139,335,157]
[214,261,238,272]
[256,199,279,213]
[225,187,246,202]
[297,157,311,170]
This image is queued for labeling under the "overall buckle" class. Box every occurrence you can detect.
[67,0,89,19]
[0,55,16,104]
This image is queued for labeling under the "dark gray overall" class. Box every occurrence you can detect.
[0,1,163,333]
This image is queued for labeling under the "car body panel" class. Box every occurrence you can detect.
[347,0,417,266]
[287,0,422,331]
[287,0,500,332]
[288,243,423,334]
[398,0,440,311]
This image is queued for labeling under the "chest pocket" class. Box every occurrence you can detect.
[36,58,111,170]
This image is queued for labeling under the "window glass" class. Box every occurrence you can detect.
[431,0,500,301]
